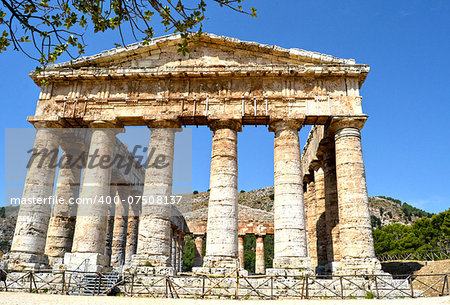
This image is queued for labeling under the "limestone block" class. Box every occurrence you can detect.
[63,252,110,272]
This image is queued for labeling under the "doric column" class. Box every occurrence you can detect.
[125,192,140,265]
[171,230,177,269]
[255,235,265,274]
[8,122,61,270]
[104,197,115,266]
[111,188,130,267]
[332,118,382,274]
[202,120,241,269]
[268,120,311,274]
[238,234,245,269]
[193,234,204,267]
[134,122,179,268]
[45,134,86,266]
[67,121,120,271]
[305,180,318,268]
[313,166,328,268]
[322,139,341,272]
[178,234,183,272]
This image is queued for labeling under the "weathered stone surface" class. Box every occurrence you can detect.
[71,126,118,255]
[323,140,341,272]
[29,34,368,130]
[193,234,204,267]
[110,188,129,267]
[268,120,311,273]
[124,196,140,265]
[45,140,85,265]
[255,235,265,274]
[333,125,383,274]
[134,127,176,267]
[104,199,115,266]
[238,235,245,269]
[171,230,177,269]
[313,167,328,268]
[203,120,240,268]
[63,252,110,272]
[305,180,318,267]
[4,34,380,276]
[9,125,61,269]
[177,234,183,272]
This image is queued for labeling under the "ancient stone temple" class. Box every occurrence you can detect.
[3,33,383,276]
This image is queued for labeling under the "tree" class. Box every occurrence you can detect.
[0,207,5,218]
[373,209,450,257]
[0,0,257,66]
[182,234,195,271]
[243,234,255,273]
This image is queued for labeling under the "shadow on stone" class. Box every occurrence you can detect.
[381,261,424,278]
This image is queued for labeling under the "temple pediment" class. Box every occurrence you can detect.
[33,33,368,81]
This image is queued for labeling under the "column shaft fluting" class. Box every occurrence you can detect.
[9,126,60,268]
[71,127,117,254]
[305,181,318,267]
[45,143,84,265]
[313,167,328,267]
[270,121,311,271]
[334,126,381,273]
[203,120,240,268]
[111,188,129,267]
[125,196,140,265]
[323,141,341,270]
[178,235,183,272]
[238,235,245,269]
[135,128,176,266]
[255,235,265,274]
[104,199,115,266]
[171,230,177,269]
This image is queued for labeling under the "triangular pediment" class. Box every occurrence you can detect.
[46,33,360,71]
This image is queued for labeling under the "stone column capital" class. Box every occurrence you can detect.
[335,127,361,141]
[146,118,182,129]
[59,130,89,152]
[88,120,124,129]
[208,119,242,132]
[310,159,323,171]
[328,115,367,134]
[32,120,64,129]
[318,137,335,153]
[268,119,303,134]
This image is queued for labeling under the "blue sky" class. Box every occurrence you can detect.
[1,0,449,213]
